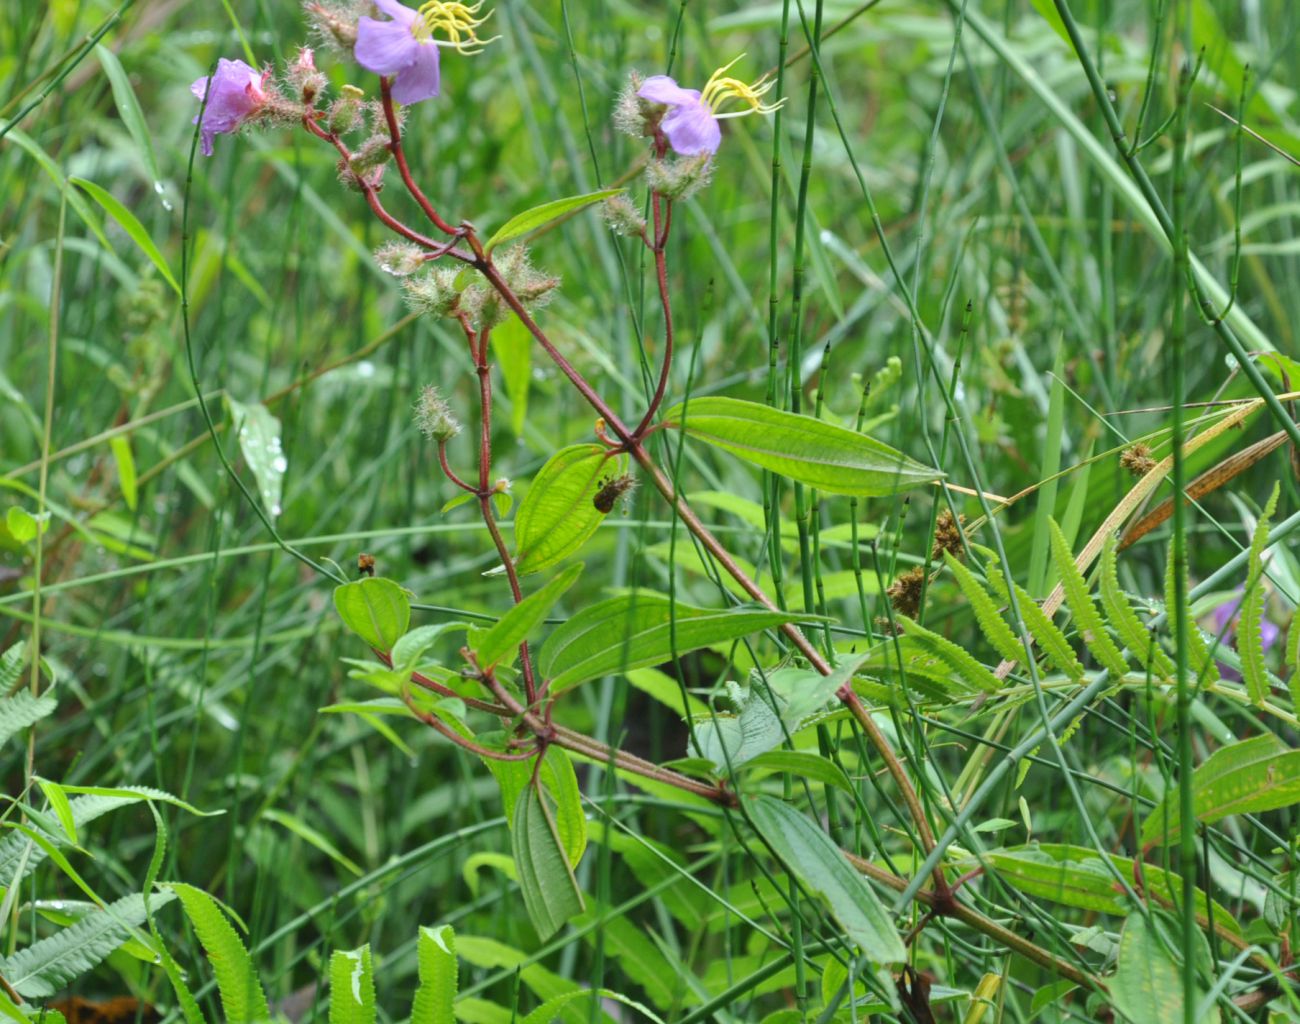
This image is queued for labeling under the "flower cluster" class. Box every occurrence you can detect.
[189,6,782,167]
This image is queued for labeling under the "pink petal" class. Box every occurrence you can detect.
[637,75,699,107]
[390,44,441,103]
[355,15,420,76]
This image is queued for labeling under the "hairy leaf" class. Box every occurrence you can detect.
[1109,914,1184,1024]
[662,397,942,497]
[475,563,582,670]
[538,592,813,693]
[1141,733,1300,846]
[333,577,410,651]
[747,796,905,963]
[513,786,585,940]
[514,445,626,574]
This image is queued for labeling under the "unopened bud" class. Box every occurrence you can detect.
[612,71,651,138]
[304,0,360,50]
[403,267,464,318]
[327,85,365,134]
[601,194,646,237]
[375,241,425,277]
[415,385,461,442]
[646,153,714,201]
[288,47,327,105]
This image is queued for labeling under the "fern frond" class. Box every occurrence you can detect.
[1049,519,1130,681]
[411,925,456,1024]
[330,945,376,1024]
[1100,538,1175,680]
[895,616,1001,694]
[1164,536,1219,687]
[984,573,1085,683]
[944,552,1024,664]
[169,883,271,1024]
[1240,483,1280,704]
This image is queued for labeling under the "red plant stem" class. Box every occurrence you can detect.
[437,442,475,492]
[632,192,675,438]
[380,78,461,236]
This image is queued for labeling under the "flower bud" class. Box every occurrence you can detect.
[375,241,425,277]
[415,385,461,442]
[403,267,464,318]
[351,134,393,174]
[327,84,365,134]
[601,194,646,237]
[287,47,327,105]
[645,153,714,201]
[304,0,361,50]
[612,71,653,138]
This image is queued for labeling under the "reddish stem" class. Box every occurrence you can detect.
[632,192,675,438]
[437,442,475,493]
[380,78,461,236]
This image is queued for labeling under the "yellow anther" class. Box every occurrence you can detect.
[699,54,785,118]
[411,1,499,53]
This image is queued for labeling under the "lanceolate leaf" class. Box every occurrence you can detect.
[1240,483,1280,705]
[661,397,942,497]
[329,945,376,1024]
[485,745,586,868]
[224,396,286,519]
[170,883,271,1024]
[537,592,814,693]
[1141,733,1300,846]
[0,891,175,998]
[69,177,179,294]
[514,445,626,574]
[1109,914,1184,1024]
[485,188,624,251]
[1049,520,1130,681]
[747,796,905,964]
[333,577,410,651]
[512,786,585,940]
[410,925,457,1024]
[475,563,582,670]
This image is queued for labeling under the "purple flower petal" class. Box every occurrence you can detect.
[638,75,700,107]
[372,0,417,22]
[356,14,422,76]
[190,58,264,157]
[390,44,441,104]
[662,99,720,156]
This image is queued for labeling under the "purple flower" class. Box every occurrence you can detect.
[354,0,496,106]
[637,55,784,157]
[190,59,269,157]
[1209,587,1280,680]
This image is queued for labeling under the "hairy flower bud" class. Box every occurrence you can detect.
[287,47,327,105]
[645,153,714,201]
[497,245,559,311]
[375,242,425,277]
[351,134,394,174]
[327,85,366,134]
[612,71,652,138]
[415,385,461,442]
[304,0,362,51]
[601,195,647,238]
[403,267,463,318]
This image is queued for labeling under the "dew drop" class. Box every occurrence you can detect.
[357,360,375,378]
[271,455,288,473]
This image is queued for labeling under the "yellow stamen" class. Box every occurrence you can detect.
[699,54,785,118]
[411,1,499,54]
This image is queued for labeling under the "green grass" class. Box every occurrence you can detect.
[3,1,1300,1022]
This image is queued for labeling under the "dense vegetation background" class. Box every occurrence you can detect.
[2,0,1299,1021]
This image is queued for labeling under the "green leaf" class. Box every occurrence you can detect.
[1100,538,1176,680]
[35,778,77,845]
[329,945,376,1024]
[1240,483,1280,705]
[440,491,476,515]
[513,785,585,940]
[894,616,1001,693]
[984,573,1084,682]
[691,683,784,771]
[1287,608,1300,715]
[70,177,179,294]
[770,652,870,727]
[1141,733,1300,846]
[109,436,138,511]
[537,592,814,694]
[6,506,48,544]
[1163,535,1218,686]
[169,883,271,1024]
[476,563,582,670]
[661,397,942,497]
[1049,521,1130,682]
[0,891,175,998]
[741,750,854,793]
[1109,913,1184,1024]
[0,690,58,748]
[485,746,586,868]
[514,445,626,575]
[94,45,164,191]
[485,189,624,252]
[492,315,532,437]
[262,808,363,876]
[333,577,410,651]
[410,925,457,1024]
[0,643,24,690]
[747,795,905,963]
[944,553,1024,665]
[224,396,286,519]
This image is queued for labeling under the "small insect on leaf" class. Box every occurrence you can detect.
[592,474,636,515]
